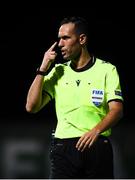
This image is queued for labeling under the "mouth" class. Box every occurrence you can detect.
[61,50,66,56]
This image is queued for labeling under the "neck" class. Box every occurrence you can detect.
[71,49,91,70]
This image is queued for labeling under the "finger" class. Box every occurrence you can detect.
[88,135,97,148]
[80,139,90,152]
[76,137,88,151]
[49,51,57,55]
[48,42,57,52]
[77,141,85,151]
[76,137,84,148]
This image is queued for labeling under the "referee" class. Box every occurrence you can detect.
[26,16,123,179]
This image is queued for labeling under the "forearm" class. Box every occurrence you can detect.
[26,74,45,113]
[26,42,57,113]
[94,106,123,134]
[76,101,123,151]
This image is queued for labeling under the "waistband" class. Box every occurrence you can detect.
[53,135,108,143]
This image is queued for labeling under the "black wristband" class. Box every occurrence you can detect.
[36,67,48,76]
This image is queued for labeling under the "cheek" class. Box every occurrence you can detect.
[71,45,81,56]
[69,42,81,52]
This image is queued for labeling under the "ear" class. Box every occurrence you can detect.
[79,34,87,45]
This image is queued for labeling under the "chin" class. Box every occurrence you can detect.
[63,55,68,60]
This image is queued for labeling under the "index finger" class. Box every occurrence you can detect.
[48,42,57,51]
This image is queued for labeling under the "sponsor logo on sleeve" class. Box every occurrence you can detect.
[115,90,122,96]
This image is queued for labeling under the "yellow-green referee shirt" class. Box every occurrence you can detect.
[43,58,123,138]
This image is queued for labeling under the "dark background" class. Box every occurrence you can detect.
[0,2,135,178]
[0,2,134,121]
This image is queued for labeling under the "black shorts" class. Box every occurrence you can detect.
[49,136,114,179]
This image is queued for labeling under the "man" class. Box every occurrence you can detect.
[26,16,123,178]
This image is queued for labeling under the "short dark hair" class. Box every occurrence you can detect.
[60,16,89,37]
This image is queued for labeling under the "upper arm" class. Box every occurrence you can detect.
[40,91,52,110]
[105,66,123,103]
[108,100,123,118]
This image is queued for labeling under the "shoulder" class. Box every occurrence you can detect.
[50,61,70,77]
[56,61,71,67]
[96,58,116,70]
[54,61,71,71]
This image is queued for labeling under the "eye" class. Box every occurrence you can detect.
[62,36,70,40]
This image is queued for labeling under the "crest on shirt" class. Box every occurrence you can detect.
[92,89,104,106]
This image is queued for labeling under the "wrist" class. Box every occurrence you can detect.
[93,128,101,136]
[36,67,48,76]
[95,129,100,135]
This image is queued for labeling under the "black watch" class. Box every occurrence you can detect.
[36,67,48,76]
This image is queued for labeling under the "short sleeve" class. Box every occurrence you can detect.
[42,67,57,99]
[105,66,123,102]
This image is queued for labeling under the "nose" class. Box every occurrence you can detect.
[58,39,63,48]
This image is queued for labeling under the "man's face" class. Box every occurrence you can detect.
[58,23,82,60]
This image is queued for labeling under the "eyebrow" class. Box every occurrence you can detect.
[58,35,70,40]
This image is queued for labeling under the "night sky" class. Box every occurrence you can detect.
[0,2,134,122]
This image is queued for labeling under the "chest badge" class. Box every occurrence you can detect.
[92,89,104,106]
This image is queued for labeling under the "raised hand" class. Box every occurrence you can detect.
[40,42,58,72]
